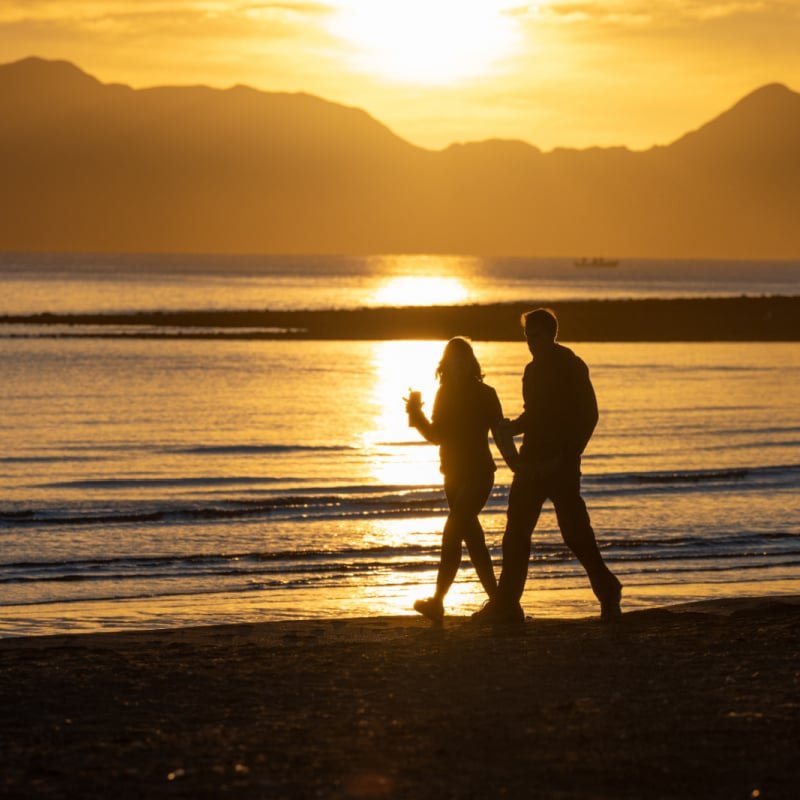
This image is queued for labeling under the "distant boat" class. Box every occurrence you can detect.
[573,257,620,268]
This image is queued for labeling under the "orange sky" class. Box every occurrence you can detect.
[2,1,799,150]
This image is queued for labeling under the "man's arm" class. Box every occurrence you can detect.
[567,359,598,456]
[508,412,527,436]
[510,362,534,436]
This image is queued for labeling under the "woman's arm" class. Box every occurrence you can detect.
[406,391,441,444]
[492,418,520,472]
[487,387,519,471]
[409,406,440,444]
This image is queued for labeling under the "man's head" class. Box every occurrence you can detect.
[521,308,558,353]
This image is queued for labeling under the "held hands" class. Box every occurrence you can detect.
[493,418,520,472]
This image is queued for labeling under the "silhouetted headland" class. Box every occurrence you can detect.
[4,296,799,340]
[1,56,799,258]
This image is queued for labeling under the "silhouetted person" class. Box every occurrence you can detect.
[406,337,513,622]
[475,308,622,623]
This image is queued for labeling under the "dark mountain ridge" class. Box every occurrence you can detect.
[1,57,798,257]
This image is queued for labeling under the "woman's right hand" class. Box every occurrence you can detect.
[404,390,423,414]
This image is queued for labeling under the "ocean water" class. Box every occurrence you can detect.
[1,252,800,314]
[1,331,799,637]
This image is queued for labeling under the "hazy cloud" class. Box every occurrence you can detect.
[538,0,794,27]
[0,1,332,37]
[250,2,332,12]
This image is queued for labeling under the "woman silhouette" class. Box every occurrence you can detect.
[406,337,509,621]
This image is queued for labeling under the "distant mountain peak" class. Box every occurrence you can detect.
[1,55,99,86]
[0,56,108,111]
[0,56,412,151]
[730,82,799,115]
[444,138,542,158]
[740,82,793,99]
[669,81,800,152]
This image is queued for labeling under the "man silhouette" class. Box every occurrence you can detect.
[475,308,622,623]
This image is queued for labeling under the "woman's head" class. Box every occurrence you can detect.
[436,336,483,383]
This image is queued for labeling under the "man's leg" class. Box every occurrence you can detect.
[550,463,621,618]
[495,473,546,606]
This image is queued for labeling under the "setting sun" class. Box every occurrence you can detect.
[328,0,522,85]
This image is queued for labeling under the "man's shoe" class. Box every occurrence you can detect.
[472,598,525,625]
[471,599,494,622]
[600,580,622,623]
[413,597,444,622]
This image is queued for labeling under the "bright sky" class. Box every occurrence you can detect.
[2,1,799,150]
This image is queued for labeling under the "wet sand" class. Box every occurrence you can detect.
[1,596,799,799]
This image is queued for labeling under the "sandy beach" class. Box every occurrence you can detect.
[1,596,798,799]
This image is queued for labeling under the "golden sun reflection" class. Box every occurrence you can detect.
[363,340,444,486]
[372,275,469,307]
[329,1,522,85]
[362,572,491,620]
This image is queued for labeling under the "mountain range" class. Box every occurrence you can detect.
[1,57,799,258]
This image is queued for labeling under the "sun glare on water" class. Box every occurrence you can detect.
[363,341,443,486]
[372,275,469,306]
[330,1,523,85]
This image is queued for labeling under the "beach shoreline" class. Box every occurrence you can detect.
[2,595,798,798]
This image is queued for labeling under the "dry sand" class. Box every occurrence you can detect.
[1,596,799,799]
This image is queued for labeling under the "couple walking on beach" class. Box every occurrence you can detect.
[406,307,622,624]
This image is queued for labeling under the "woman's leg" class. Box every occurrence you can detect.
[433,512,463,602]
[443,476,496,599]
[463,516,498,599]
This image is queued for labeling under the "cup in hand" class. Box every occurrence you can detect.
[406,390,422,426]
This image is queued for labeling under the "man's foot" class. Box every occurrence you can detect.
[600,579,622,623]
[413,597,444,622]
[471,598,525,625]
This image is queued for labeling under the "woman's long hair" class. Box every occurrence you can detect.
[436,336,484,383]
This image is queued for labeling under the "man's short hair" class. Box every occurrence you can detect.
[521,308,558,341]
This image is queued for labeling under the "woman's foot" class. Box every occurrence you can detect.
[413,596,444,622]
